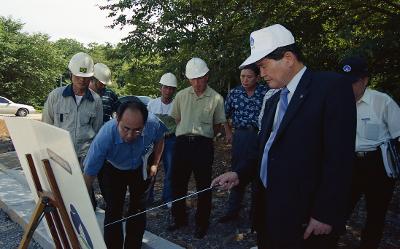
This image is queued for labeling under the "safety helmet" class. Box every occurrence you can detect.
[94,63,112,85]
[159,73,177,87]
[185,57,209,79]
[68,52,94,77]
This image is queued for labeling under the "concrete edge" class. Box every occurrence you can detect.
[0,171,54,249]
[0,165,184,249]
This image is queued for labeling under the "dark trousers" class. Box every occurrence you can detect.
[99,162,149,249]
[257,229,338,249]
[225,128,258,215]
[347,151,395,249]
[171,135,213,228]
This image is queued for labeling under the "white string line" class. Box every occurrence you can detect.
[104,186,215,227]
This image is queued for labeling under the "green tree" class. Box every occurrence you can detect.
[102,0,400,99]
[0,17,65,107]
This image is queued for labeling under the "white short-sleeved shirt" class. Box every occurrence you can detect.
[147,97,173,115]
[356,88,400,151]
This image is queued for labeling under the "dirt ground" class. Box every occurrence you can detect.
[0,120,399,248]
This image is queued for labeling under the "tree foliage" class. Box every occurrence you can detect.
[0,17,65,106]
[1,1,399,106]
[101,0,400,99]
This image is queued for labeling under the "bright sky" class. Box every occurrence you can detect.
[0,0,130,45]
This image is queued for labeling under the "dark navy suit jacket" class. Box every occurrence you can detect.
[236,69,356,242]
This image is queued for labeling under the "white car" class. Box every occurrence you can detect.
[0,96,36,117]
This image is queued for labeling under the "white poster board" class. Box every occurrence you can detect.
[5,117,106,249]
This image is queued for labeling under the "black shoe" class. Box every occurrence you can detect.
[194,226,208,239]
[167,221,187,231]
[218,213,239,223]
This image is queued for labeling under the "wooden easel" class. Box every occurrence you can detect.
[18,154,81,249]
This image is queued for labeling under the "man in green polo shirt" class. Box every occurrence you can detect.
[167,57,231,239]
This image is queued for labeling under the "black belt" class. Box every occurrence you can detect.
[355,150,378,158]
[178,134,210,142]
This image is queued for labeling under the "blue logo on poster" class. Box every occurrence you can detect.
[70,204,94,249]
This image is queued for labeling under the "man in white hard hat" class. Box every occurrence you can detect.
[212,24,356,248]
[168,58,231,239]
[146,72,178,207]
[89,63,118,124]
[43,52,103,162]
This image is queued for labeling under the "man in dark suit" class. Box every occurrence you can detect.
[212,24,356,249]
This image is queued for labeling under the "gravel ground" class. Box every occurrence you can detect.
[1,119,399,249]
[0,209,42,249]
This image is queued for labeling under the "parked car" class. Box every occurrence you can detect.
[0,96,36,117]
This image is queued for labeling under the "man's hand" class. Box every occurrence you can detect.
[303,217,332,239]
[211,171,239,190]
[148,164,158,177]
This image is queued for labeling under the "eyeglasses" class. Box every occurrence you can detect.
[122,126,144,136]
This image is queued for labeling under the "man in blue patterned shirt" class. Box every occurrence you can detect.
[219,63,268,223]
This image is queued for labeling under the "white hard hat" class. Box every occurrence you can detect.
[159,72,177,87]
[94,63,112,85]
[185,57,209,79]
[239,24,295,69]
[68,52,94,77]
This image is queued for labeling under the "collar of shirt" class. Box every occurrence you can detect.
[286,66,307,103]
[357,88,372,105]
[189,85,212,99]
[62,84,94,102]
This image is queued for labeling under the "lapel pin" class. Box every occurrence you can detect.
[300,94,304,99]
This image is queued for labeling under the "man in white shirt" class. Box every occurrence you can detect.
[146,73,177,206]
[340,56,400,249]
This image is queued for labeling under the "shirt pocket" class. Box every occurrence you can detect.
[55,111,69,126]
[364,121,382,141]
[200,106,213,124]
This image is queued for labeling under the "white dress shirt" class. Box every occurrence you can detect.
[271,66,307,130]
[356,88,400,151]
